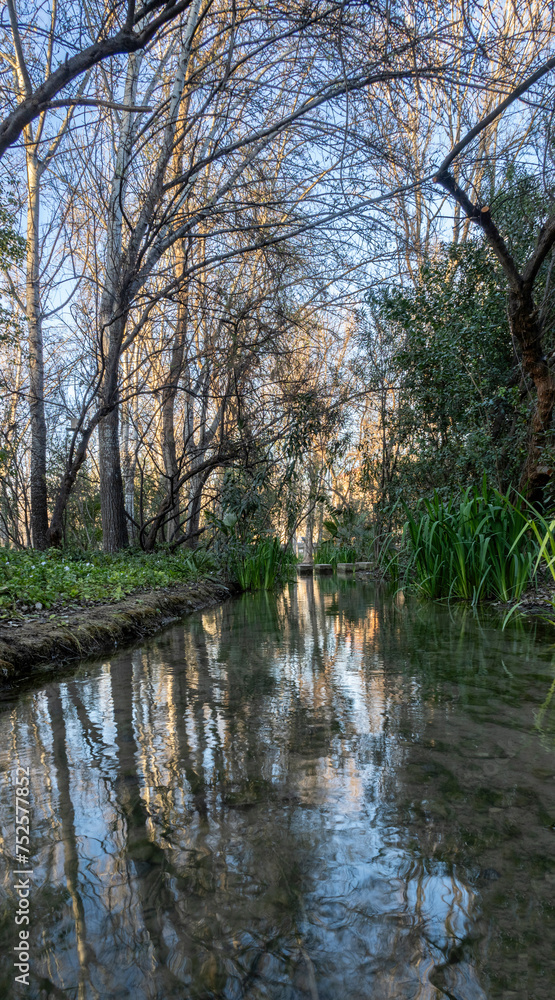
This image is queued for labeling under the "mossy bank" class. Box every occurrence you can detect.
[0,579,235,684]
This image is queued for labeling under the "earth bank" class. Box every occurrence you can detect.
[0,579,235,683]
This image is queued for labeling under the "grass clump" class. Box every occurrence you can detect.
[403,481,536,603]
[0,547,213,612]
[312,539,358,568]
[528,514,555,612]
[229,536,296,591]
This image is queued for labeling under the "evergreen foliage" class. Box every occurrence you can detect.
[363,240,526,507]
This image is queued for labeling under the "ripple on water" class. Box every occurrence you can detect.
[0,579,554,998]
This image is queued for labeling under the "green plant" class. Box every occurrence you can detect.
[0,547,214,613]
[529,513,555,582]
[361,234,535,515]
[229,537,296,591]
[312,539,358,569]
[313,505,374,568]
[403,480,536,603]
[313,506,398,579]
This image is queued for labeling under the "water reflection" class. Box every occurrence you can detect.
[1,579,555,998]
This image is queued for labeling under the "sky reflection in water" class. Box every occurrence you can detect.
[1,577,555,999]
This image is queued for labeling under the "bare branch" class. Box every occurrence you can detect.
[6,0,32,99]
[0,0,194,158]
[433,170,522,289]
[435,52,555,178]
[43,98,153,113]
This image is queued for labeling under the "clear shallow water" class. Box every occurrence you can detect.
[1,578,555,1000]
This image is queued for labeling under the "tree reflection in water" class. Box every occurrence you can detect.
[0,578,554,998]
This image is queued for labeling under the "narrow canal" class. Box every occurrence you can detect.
[1,577,554,999]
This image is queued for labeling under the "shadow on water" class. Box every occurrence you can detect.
[1,578,555,998]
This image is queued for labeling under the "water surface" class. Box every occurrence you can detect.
[1,578,555,999]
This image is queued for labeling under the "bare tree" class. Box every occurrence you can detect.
[47,1,452,550]
[5,18,90,545]
[0,0,196,158]
[8,0,549,549]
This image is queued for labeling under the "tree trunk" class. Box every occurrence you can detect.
[98,315,129,553]
[509,289,555,503]
[122,398,138,541]
[161,301,187,543]
[48,423,95,547]
[185,471,205,548]
[99,403,129,552]
[26,154,48,548]
[304,507,314,562]
[161,416,180,541]
[435,169,555,503]
[96,54,142,552]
